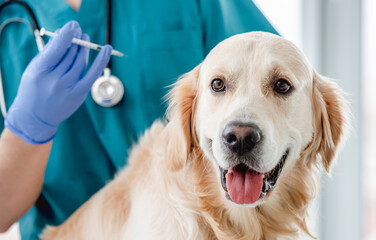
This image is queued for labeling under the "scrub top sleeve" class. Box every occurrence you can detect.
[198,0,279,55]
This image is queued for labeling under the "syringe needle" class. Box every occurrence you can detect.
[40,28,125,57]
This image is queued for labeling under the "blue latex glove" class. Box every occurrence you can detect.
[5,21,112,144]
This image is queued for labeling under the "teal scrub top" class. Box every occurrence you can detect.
[0,0,277,239]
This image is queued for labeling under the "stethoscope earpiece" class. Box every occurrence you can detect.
[91,68,124,107]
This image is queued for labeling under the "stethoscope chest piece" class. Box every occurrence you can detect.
[91,68,124,107]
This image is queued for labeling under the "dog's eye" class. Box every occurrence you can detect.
[273,79,291,94]
[211,79,226,92]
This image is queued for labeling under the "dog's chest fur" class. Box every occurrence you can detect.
[117,123,213,239]
[120,175,210,239]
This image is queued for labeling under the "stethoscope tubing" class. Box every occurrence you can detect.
[91,0,124,107]
[106,0,112,69]
[0,17,37,118]
[0,0,44,118]
[0,0,40,31]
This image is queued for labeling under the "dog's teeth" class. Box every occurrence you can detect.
[259,151,288,201]
[220,168,228,192]
[259,191,266,199]
[266,181,272,191]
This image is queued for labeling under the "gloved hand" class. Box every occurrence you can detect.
[5,21,112,144]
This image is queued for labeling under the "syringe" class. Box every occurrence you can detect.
[40,28,125,57]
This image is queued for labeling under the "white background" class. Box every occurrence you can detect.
[255,0,374,239]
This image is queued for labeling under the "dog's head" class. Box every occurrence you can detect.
[166,32,348,208]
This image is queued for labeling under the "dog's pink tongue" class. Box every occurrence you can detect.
[226,167,263,204]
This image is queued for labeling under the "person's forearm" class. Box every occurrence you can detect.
[0,128,52,232]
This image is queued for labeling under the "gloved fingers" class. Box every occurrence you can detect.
[73,45,112,95]
[27,28,61,69]
[37,28,60,56]
[43,29,60,51]
[59,34,90,88]
[38,21,81,69]
[54,31,82,76]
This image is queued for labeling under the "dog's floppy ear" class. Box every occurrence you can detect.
[308,71,349,173]
[164,64,201,171]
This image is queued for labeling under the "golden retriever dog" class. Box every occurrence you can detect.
[41,32,349,240]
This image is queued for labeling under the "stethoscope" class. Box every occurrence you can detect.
[0,0,124,118]
[91,0,124,107]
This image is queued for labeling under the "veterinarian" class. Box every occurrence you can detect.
[0,0,277,239]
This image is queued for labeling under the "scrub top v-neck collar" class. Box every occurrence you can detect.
[76,0,106,28]
[28,0,78,27]
[28,0,105,29]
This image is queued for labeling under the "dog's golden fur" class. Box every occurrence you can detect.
[41,32,349,240]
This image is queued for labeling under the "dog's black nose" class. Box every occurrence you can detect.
[222,122,262,155]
